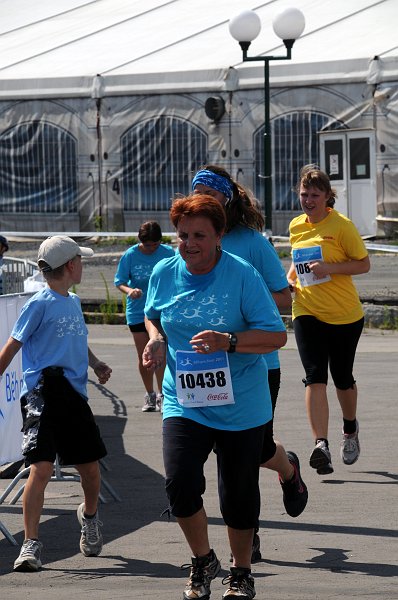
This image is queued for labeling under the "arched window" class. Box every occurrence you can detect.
[121,116,207,211]
[254,111,345,211]
[0,121,78,213]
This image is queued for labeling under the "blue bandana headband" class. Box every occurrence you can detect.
[191,170,234,201]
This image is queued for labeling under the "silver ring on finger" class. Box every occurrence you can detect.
[203,343,210,352]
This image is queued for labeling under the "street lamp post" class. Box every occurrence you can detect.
[229,8,305,233]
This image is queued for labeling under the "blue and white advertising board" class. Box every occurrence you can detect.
[0,293,32,465]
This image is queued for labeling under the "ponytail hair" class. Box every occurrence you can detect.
[199,164,265,231]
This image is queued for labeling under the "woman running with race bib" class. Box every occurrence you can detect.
[143,194,286,600]
[287,165,370,476]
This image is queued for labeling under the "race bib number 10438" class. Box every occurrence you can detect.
[175,350,235,407]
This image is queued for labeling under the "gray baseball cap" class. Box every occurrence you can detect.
[37,235,94,270]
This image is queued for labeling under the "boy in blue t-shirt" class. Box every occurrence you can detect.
[0,235,112,573]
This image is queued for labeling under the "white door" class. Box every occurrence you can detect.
[319,130,377,236]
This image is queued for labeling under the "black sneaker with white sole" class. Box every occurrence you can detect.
[182,549,221,600]
[222,567,256,599]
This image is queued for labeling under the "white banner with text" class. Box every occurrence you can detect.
[0,293,32,466]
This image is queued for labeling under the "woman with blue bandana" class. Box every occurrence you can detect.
[192,165,308,562]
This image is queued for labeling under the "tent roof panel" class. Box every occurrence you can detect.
[0,0,396,97]
[0,0,94,34]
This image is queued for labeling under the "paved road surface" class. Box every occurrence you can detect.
[1,327,397,599]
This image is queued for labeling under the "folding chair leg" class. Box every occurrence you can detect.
[0,519,18,546]
[0,466,31,505]
[100,476,122,502]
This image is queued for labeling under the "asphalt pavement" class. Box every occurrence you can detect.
[6,239,398,303]
[80,246,398,304]
[1,326,397,599]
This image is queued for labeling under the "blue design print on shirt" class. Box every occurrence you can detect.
[163,289,231,330]
[132,264,153,282]
[55,315,86,338]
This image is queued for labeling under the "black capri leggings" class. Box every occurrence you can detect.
[259,368,280,463]
[293,315,364,389]
[163,417,265,529]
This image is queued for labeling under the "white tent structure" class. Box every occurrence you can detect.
[0,0,397,236]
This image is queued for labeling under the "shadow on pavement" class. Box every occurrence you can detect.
[0,405,169,576]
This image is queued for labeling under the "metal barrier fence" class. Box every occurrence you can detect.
[2,257,38,295]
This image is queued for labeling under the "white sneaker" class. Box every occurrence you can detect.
[14,539,43,572]
[341,420,360,465]
[309,440,334,475]
[77,503,103,556]
[156,393,164,412]
[142,392,157,412]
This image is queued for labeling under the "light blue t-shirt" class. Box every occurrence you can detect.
[221,226,288,370]
[145,251,286,431]
[114,244,175,325]
[11,288,90,398]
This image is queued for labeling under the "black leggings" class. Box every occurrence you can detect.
[293,315,364,389]
[163,417,265,529]
[260,368,280,463]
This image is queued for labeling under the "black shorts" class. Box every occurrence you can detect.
[128,322,147,333]
[163,417,265,529]
[22,369,107,466]
[293,315,364,389]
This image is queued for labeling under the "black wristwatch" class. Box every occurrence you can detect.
[227,332,238,353]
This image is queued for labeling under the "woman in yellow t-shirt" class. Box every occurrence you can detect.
[287,165,370,476]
